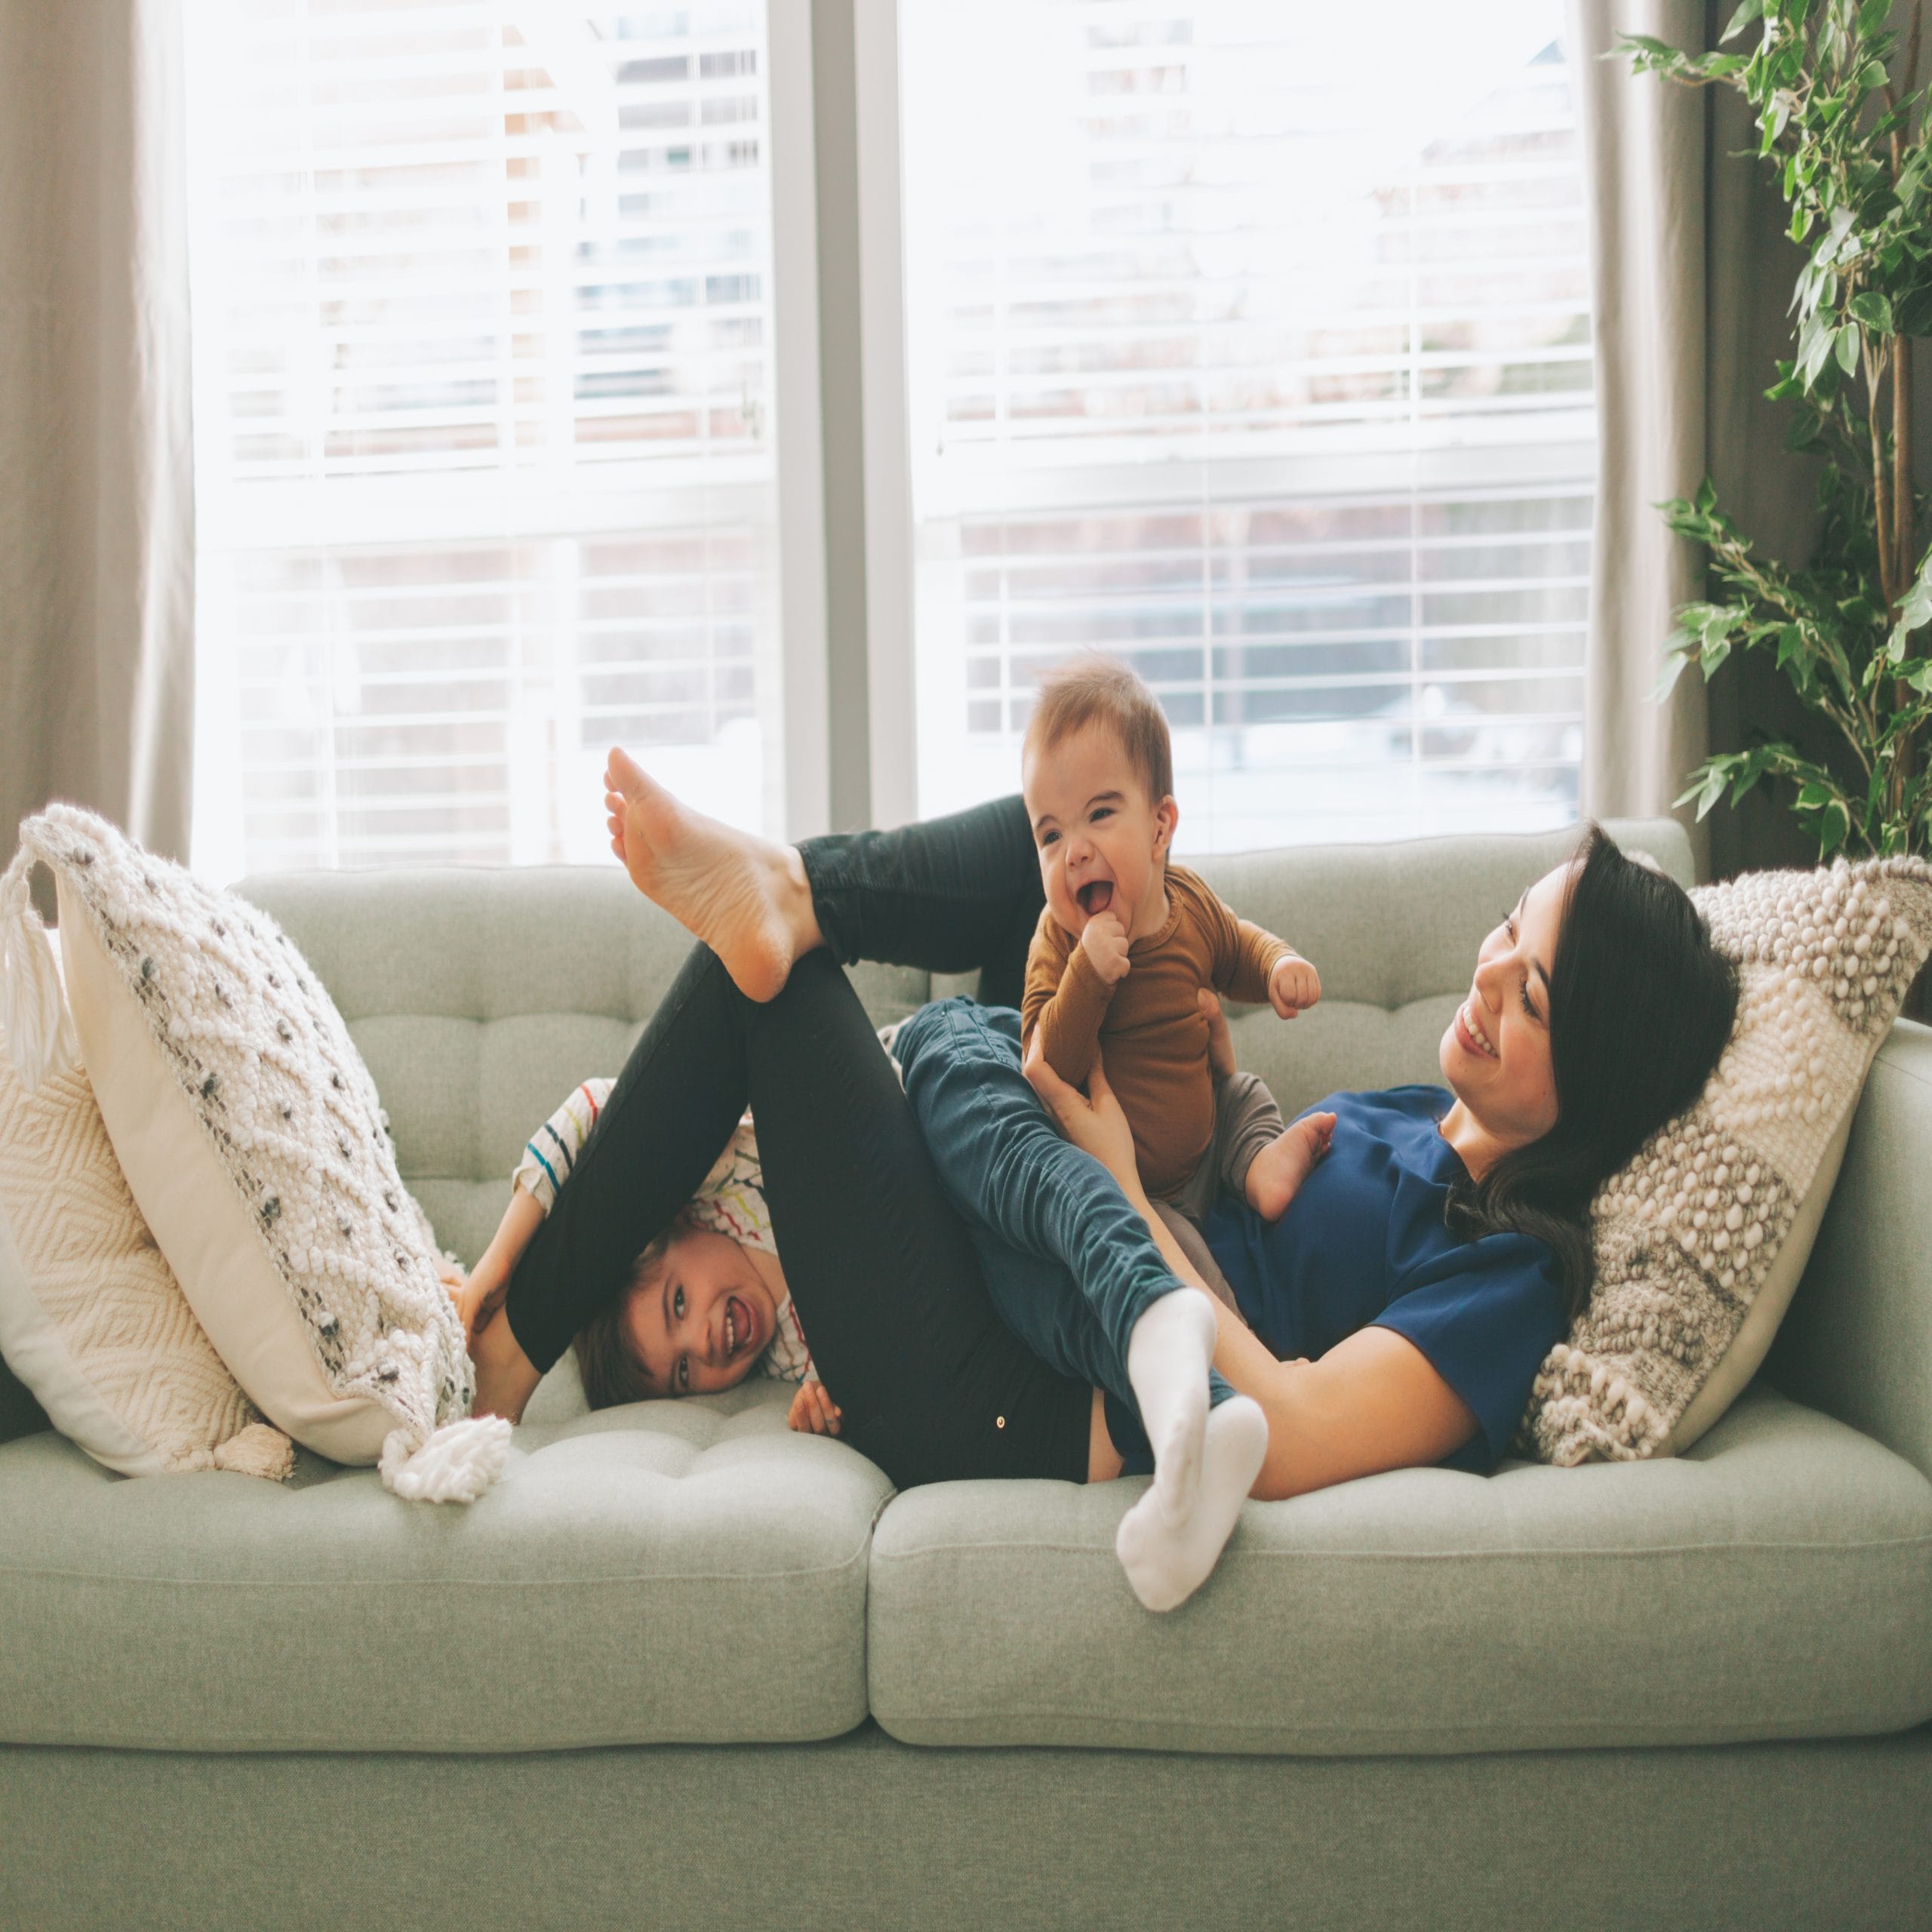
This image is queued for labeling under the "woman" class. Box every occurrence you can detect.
[467,755,1737,1605]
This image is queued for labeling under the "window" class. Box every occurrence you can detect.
[896,0,1594,847]
[182,0,1597,873]
[185,0,788,880]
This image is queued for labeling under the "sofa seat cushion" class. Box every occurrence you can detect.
[0,1382,888,1752]
[866,1387,1932,1755]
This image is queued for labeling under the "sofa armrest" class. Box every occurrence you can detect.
[1767,1017,1932,1481]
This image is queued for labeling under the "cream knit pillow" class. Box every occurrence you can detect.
[0,1040,293,1480]
[1521,855,1932,1463]
[0,806,507,1503]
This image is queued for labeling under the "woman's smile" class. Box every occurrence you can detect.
[1454,997,1499,1060]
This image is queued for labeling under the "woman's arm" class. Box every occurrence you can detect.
[1024,1040,1480,1500]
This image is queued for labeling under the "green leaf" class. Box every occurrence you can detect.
[1820,798,1851,855]
[1849,289,1895,331]
[1724,0,1767,37]
[1858,0,1891,31]
[1835,324,1862,374]
[1887,542,1932,658]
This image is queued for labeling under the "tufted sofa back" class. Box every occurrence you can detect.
[236,817,1691,1268]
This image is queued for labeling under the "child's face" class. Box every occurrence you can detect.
[1023,721,1178,944]
[620,1224,778,1397]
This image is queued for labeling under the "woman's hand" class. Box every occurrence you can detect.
[787,1378,843,1436]
[1197,988,1236,1077]
[1023,1032,1143,1195]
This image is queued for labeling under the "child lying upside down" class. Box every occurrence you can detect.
[455,1079,843,1438]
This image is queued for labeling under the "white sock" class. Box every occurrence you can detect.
[1125,1289,1218,1525]
[1114,1395,1269,1614]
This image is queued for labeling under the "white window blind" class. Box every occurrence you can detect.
[898,0,1595,848]
[184,0,783,879]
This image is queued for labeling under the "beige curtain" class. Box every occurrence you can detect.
[0,0,195,873]
[1570,0,1838,877]
[1571,0,1714,860]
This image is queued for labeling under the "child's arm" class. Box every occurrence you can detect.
[1020,907,1123,1088]
[1207,891,1320,1020]
[452,1078,614,1343]
[451,1186,543,1344]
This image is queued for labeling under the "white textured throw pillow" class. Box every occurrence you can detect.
[1522,855,1932,1464]
[0,1039,294,1481]
[0,806,508,1502]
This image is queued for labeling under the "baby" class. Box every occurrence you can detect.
[1021,654,1334,1219]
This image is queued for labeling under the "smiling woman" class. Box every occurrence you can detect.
[1440,829,1742,1320]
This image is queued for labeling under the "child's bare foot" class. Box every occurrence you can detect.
[604,747,818,1003]
[1244,1112,1336,1221]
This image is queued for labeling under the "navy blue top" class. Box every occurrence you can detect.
[1201,1085,1567,1473]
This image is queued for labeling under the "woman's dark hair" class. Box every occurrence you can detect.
[1444,825,1740,1321]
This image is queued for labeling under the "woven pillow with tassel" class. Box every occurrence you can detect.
[0,805,508,1503]
[1521,854,1932,1464]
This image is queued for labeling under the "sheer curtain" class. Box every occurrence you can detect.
[0,0,195,875]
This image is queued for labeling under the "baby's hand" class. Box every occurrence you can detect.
[787,1379,843,1437]
[1080,911,1132,986]
[1269,951,1321,1019]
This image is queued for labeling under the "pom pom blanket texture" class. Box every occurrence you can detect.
[1521,854,1932,1465]
[0,806,506,1503]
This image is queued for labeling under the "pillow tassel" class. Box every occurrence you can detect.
[378,1414,512,1504]
[212,1422,297,1483]
[0,845,78,1094]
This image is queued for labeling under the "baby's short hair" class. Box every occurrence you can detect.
[1023,654,1174,806]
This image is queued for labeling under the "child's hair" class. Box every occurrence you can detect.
[573,1225,676,1409]
[1023,654,1174,805]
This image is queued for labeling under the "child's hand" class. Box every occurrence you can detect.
[1269,951,1321,1019]
[787,1379,843,1437]
[1079,911,1132,986]
[452,1260,509,1348]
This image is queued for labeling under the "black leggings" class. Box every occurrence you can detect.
[500,797,1087,1489]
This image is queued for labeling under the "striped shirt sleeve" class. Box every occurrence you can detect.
[512,1078,615,1213]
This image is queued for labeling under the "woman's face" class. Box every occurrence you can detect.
[1438,862,1568,1153]
[621,1225,777,1396]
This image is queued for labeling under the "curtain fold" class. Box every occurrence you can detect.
[1570,0,1713,860]
[0,0,195,869]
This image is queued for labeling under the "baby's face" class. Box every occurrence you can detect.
[621,1225,777,1396]
[1023,721,1177,944]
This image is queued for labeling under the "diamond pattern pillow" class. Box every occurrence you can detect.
[1,806,507,1502]
[1521,855,1932,1463]
[0,1042,293,1480]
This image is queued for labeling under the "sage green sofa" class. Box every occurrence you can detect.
[2,820,1927,1931]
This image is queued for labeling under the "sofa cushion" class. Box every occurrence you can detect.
[235,869,932,1267]
[0,1380,889,1752]
[866,1386,1932,1755]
